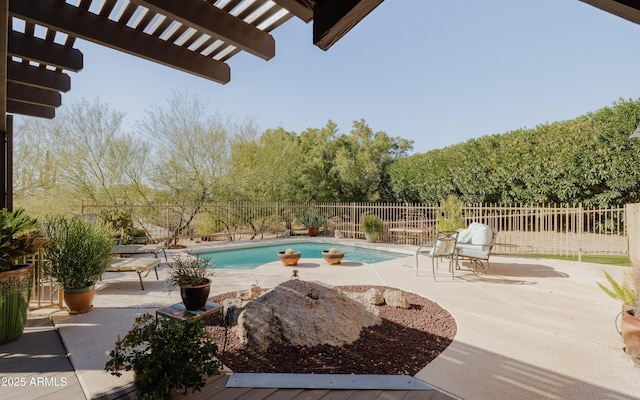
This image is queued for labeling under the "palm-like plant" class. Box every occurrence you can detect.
[598,269,636,308]
[0,208,49,272]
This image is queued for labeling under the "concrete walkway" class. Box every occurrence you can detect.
[13,238,640,399]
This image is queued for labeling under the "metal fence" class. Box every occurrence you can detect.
[32,201,628,311]
[80,201,628,257]
[27,251,63,311]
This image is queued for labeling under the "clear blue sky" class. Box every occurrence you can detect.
[40,0,640,154]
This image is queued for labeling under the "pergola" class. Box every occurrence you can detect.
[0,0,384,210]
[0,0,637,210]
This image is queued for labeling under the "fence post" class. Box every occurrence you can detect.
[627,203,640,267]
[578,203,583,262]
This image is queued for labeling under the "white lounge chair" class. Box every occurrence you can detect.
[112,243,167,261]
[106,257,161,290]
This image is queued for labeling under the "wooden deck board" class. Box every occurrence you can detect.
[256,388,305,400]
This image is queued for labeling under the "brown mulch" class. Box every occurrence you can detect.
[204,285,456,375]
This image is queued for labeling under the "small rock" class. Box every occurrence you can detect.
[364,288,385,305]
[383,289,410,309]
[237,285,263,301]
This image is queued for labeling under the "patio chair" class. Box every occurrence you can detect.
[112,243,167,261]
[105,257,161,290]
[416,230,459,281]
[454,223,497,273]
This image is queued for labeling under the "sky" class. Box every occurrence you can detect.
[30,0,640,154]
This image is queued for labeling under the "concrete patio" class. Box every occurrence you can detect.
[2,238,639,399]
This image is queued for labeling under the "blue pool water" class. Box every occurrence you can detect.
[195,242,406,270]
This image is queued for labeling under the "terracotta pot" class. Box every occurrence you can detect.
[0,264,34,343]
[307,227,319,237]
[621,311,640,366]
[180,279,211,311]
[278,251,301,266]
[64,286,95,315]
[322,250,345,265]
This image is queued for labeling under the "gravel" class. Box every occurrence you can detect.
[205,285,456,375]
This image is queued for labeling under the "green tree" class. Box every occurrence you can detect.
[226,127,303,202]
[387,98,640,207]
[297,121,342,202]
[333,119,412,202]
[137,92,239,244]
[14,98,149,215]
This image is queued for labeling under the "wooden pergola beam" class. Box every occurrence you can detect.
[10,0,230,84]
[8,31,83,72]
[313,0,384,50]
[7,100,54,119]
[7,82,61,108]
[580,0,640,24]
[273,0,314,23]
[7,61,71,92]
[132,0,275,60]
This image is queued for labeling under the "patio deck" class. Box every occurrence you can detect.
[2,238,639,399]
[1,317,449,400]
[0,316,84,400]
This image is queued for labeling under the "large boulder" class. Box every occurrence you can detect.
[236,280,381,351]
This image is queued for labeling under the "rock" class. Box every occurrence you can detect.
[364,288,385,305]
[225,304,243,326]
[343,292,380,315]
[223,298,242,325]
[383,289,410,309]
[237,285,262,301]
[237,280,381,351]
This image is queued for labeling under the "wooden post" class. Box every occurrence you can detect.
[0,0,8,210]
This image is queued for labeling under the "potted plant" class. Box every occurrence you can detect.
[362,214,384,243]
[300,210,324,237]
[598,268,640,365]
[105,313,221,399]
[0,208,51,343]
[277,247,301,266]
[41,215,114,314]
[322,247,345,265]
[166,254,213,311]
[598,270,635,311]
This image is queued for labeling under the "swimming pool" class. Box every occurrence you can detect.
[194,242,406,270]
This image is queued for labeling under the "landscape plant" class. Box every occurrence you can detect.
[165,254,213,292]
[362,214,384,235]
[105,313,221,399]
[0,208,51,343]
[436,195,466,232]
[0,209,50,272]
[41,215,114,290]
[300,209,324,229]
[597,270,636,308]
